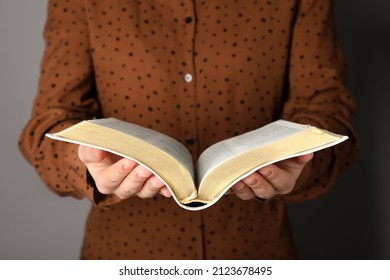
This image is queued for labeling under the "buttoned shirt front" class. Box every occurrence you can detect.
[19,0,358,259]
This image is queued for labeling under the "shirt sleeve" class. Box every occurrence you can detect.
[18,0,120,208]
[281,0,359,203]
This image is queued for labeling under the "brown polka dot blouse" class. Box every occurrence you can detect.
[19,0,358,259]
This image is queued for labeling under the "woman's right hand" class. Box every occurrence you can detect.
[78,145,171,199]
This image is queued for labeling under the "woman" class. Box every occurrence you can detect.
[19,0,358,259]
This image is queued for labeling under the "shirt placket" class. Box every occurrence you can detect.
[177,1,198,157]
[174,1,206,259]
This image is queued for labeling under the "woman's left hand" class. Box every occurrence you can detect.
[229,153,314,201]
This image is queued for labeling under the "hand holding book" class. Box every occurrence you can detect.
[47,118,348,210]
[78,143,313,202]
[78,145,172,200]
[229,153,314,200]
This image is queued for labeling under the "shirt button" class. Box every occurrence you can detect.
[186,138,195,145]
[185,17,193,24]
[184,73,193,83]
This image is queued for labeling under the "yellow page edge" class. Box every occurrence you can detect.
[190,134,349,211]
[45,132,197,209]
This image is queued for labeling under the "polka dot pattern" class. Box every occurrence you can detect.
[19,0,358,259]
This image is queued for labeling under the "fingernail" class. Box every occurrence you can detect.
[260,169,271,176]
[162,188,172,198]
[123,164,132,171]
[245,179,257,186]
[122,160,134,171]
[137,171,150,179]
[233,182,246,191]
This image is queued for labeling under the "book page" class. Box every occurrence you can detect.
[92,118,195,180]
[197,120,316,184]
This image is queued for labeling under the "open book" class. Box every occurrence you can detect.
[46,118,348,210]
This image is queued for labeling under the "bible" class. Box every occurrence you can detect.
[46,118,348,210]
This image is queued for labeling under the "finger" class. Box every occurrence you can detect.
[257,165,297,195]
[242,172,276,199]
[113,165,153,199]
[159,186,172,198]
[94,157,138,195]
[274,153,313,174]
[295,153,314,164]
[78,145,123,174]
[231,181,256,200]
[137,175,166,199]
[78,145,106,164]
[224,189,233,195]
[255,153,313,195]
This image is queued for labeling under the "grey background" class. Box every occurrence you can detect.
[0,0,389,259]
